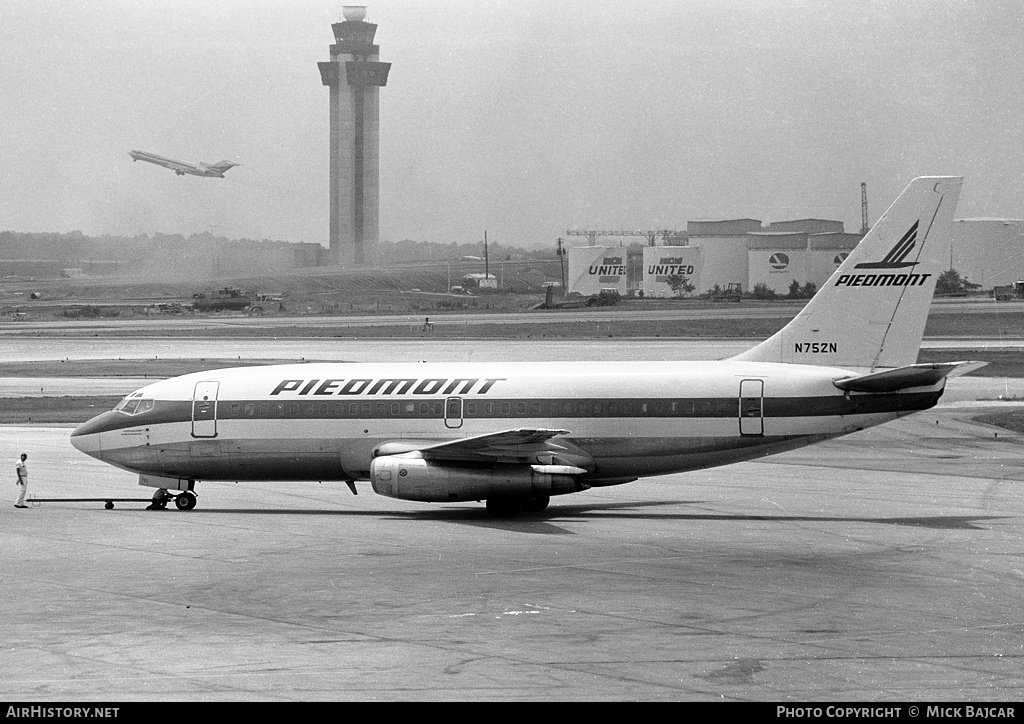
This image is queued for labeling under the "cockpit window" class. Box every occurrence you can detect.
[115,397,154,415]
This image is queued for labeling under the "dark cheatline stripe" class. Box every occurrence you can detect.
[81,391,941,435]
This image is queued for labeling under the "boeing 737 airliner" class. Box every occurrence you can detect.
[71,177,978,516]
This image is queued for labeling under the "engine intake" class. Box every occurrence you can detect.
[370,456,587,503]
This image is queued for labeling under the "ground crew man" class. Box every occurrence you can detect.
[147,487,171,510]
[14,453,28,508]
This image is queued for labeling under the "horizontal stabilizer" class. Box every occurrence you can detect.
[833,361,986,393]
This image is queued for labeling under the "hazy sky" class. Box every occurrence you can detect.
[2,0,1023,250]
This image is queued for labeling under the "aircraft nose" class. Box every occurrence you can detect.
[69,427,100,457]
[70,412,113,457]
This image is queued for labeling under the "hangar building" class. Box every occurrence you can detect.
[566,217,1024,298]
[686,218,861,295]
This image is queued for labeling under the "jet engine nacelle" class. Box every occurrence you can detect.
[369,456,586,503]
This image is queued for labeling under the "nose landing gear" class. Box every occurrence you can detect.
[174,490,198,511]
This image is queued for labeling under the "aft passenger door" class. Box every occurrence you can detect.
[738,379,763,436]
[192,381,220,438]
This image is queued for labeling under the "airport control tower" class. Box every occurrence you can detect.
[318,6,390,265]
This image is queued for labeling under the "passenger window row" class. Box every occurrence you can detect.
[216,398,739,419]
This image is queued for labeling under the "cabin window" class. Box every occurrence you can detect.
[466,402,477,416]
[405,402,416,414]
[244,403,254,417]
[419,403,429,416]
[516,402,526,415]
[531,402,542,415]
[501,402,511,415]
[484,402,493,415]
[320,403,329,416]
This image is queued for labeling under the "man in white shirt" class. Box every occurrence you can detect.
[14,453,28,508]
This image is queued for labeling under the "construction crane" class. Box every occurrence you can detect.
[861,182,869,234]
[565,229,681,247]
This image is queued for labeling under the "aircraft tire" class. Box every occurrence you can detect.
[521,495,550,513]
[175,491,197,511]
[485,497,521,518]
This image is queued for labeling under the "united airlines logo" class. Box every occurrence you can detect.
[648,257,694,276]
[588,257,625,276]
[854,221,919,269]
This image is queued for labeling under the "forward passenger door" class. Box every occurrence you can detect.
[192,381,220,438]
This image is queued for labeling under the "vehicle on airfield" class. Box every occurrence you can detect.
[192,287,255,312]
[71,177,980,516]
[128,150,239,178]
[711,282,743,302]
[993,281,1024,301]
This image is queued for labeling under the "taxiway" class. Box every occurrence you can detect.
[1,405,1022,701]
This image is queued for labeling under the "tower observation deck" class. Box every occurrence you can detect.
[318,6,391,265]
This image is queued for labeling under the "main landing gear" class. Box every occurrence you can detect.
[147,489,197,511]
[485,494,550,518]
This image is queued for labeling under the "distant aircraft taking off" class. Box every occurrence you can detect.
[128,150,239,177]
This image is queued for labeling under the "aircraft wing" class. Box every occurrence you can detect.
[375,427,584,467]
[833,361,987,393]
[418,428,572,463]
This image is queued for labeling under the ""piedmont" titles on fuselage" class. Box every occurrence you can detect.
[270,377,507,397]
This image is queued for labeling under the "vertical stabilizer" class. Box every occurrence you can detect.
[204,161,239,174]
[731,176,962,369]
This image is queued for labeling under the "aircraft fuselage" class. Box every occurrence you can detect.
[70,359,942,486]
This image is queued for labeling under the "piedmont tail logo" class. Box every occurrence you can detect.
[835,220,932,288]
[855,220,919,269]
